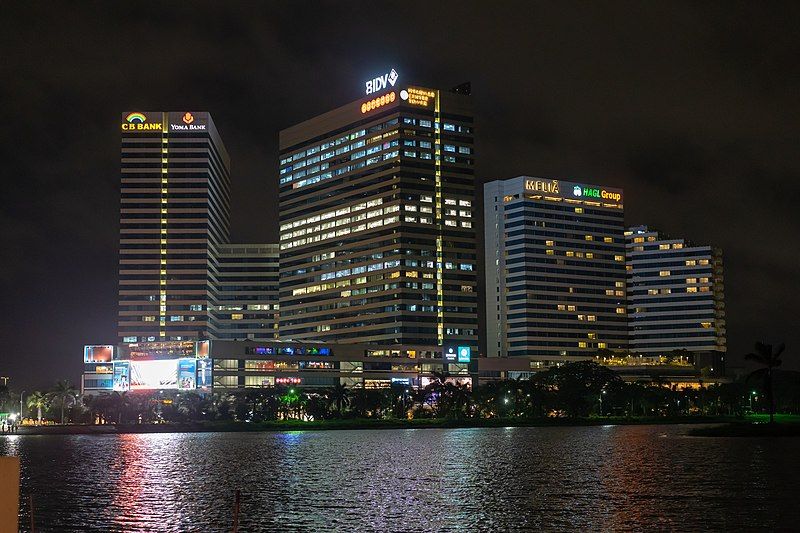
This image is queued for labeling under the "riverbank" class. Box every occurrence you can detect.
[687,414,800,437]
[5,416,748,435]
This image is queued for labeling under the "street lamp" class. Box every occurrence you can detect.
[750,390,757,412]
[19,390,24,421]
[599,389,607,416]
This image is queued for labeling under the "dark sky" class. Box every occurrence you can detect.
[1,1,798,390]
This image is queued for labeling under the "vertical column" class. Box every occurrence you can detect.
[159,112,168,339]
[434,91,444,346]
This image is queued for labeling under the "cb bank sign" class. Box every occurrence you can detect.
[121,112,163,132]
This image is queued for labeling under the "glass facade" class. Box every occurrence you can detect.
[278,86,478,348]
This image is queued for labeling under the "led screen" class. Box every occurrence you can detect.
[130,359,178,390]
[84,345,113,363]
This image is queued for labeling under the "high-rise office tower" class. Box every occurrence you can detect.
[214,244,280,340]
[278,73,478,349]
[118,111,231,342]
[625,225,726,370]
[484,176,627,363]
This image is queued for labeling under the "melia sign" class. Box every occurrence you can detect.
[365,68,398,95]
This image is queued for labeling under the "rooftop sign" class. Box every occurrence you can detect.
[522,178,623,204]
[365,68,398,95]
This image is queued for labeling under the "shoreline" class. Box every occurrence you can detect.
[4,416,744,436]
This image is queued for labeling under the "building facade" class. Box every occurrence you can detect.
[213,244,280,341]
[625,225,726,371]
[81,340,473,395]
[277,77,478,350]
[118,111,231,343]
[484,176,627,363]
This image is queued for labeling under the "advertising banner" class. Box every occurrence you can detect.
[196,358,213,389]
[84,345,113,363]
[129,359,178,390]
[113,361,130,392]
[178,359,197,390]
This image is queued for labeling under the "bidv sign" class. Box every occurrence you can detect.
[365,68,399,95]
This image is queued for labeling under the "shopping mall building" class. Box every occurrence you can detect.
[81,340,473,395]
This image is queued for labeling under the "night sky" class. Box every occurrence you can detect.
[2,2,798,390]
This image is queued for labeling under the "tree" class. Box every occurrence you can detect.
[26,391,48,424]
[48,380,78,424]
[746,341,786,423]
[536,361,623,417]
[326,384,351,418]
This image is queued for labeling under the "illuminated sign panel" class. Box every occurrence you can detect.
[361,91,396,114]
[113,361,130,391]
[400,87,435,107]
[521,179,623,204]
[365,68,398,95]
[121,111,163,132]
[168,111,208,132]
[177,359,197,390]
[124,340,197,360]
[275,377,302,385]
[84,345,113,363]
[130,359,179,390]
[444,346,458,361]
[524,179,559,194]
[197,358,212,389]
[457,346,472,363]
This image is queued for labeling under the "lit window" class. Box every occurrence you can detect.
[231,313,243,320]
[659,271,670,277]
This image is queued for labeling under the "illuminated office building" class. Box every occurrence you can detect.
[214,244,280,340]
[484,176,627,362]
[625,225,726,370]
[118,111,231,342]
[278,73,478,350]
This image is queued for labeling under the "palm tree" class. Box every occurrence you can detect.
[327,384,351,418]
[48,380,78,424]
[26,391,48,424]
[746,342,785,424]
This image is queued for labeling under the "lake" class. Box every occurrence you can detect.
[2,425,799,531]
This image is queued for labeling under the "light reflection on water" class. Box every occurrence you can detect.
[1,425,799,531]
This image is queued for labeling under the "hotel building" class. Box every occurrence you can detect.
[625,225,726,371]
[277,75,478,350]
[118,111,231,343]
[484,176,627,363]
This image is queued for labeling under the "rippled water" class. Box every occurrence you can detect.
[1,425,799,531]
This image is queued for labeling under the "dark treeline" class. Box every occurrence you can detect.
[4,361,800,425]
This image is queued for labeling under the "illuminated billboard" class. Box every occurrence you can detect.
[178,359,197,390]
[84,345,113,363]
[124,341,197,360]
[444,346,458,361]
[197,358,212,389]
[521,178,624,205]
[113,361,130,392]
[130,359,178,390]
[457,346,472,363]
[121,112,163,132]
[196,340,210,358]
[168,111,208,133]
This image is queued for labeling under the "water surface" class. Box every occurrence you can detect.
[2,425,798,531]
